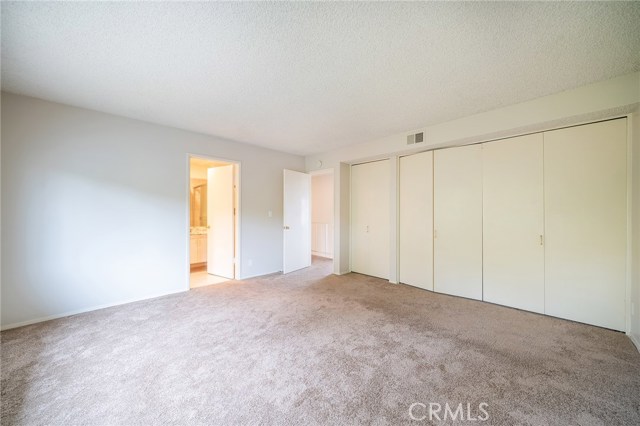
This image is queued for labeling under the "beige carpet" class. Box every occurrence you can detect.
[2,257,640,425]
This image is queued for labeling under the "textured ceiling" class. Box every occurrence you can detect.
[2,2,639,156]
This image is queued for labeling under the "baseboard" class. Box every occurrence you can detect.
[629,333,640,353]
[0,289,186,331]
[238,270,281,280]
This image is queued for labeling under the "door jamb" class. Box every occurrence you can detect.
[186,153,241,290]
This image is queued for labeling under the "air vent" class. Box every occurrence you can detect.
[406,132,424,145]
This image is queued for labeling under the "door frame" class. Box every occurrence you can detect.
[186,153,241,289]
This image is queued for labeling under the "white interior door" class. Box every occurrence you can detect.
[207,165,235,279]
[351,160,390,280]
[350,163,368,276]
[399,152,433,290]
[482,134,544,313]
[283,169,311,274]
[434,144,483,300]
[544,119,627,331]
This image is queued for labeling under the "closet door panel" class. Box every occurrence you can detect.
[399,152,434,290]
[434,144,483,300]
[351,160,390,279]
[544,119,627,331]
[483,134,544,313]
[350,164,369,275]
[366,160,390,279]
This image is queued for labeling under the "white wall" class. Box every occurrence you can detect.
[335,163,350,275]
[1,92,305,329]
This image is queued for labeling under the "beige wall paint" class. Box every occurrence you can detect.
[311,173,333,225]
[190,163,209,181]
[1,92,305,329]
[190,158,229,181]
[311,172,334,258]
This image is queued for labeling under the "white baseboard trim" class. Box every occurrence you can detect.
[238,270,281,280]
[0,289,186,331]
[629,333,640,353]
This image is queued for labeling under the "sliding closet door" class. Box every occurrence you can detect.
[544,119,627,331]
[483,134,544,313]
[351,160,390,279]
[434,144,482,300]
[399,152,433,290]
[350,163,368,276]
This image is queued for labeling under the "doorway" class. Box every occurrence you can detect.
[310,169,334,272]
[188,155,240,289]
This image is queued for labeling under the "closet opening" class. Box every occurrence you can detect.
[188,155,240,288]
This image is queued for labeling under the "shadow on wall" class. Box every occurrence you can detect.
[1,93,306,329]
[1,113,188,328]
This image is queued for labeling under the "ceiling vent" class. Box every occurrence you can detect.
[407,132,424,145]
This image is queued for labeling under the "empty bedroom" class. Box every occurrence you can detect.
[2,2,640,425]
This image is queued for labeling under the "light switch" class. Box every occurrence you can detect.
[268,210,272,217]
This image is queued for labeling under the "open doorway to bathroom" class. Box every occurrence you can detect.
[188,155,240,289]
[310,169,334,274]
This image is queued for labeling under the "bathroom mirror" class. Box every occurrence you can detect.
[191,183,207,227]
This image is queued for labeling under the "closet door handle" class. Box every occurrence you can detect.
[540,235,544,246]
